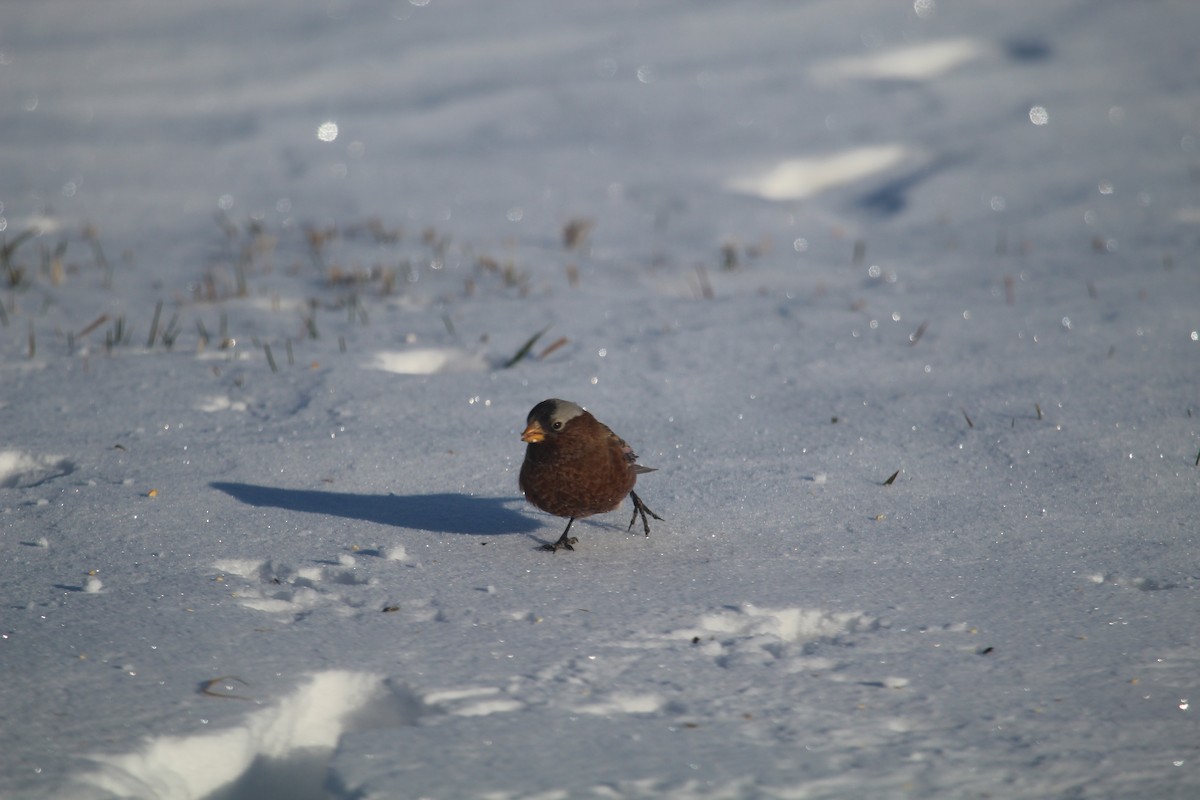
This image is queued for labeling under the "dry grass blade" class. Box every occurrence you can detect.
[1,229,36,288]
[110,316,127,347]
[84,226,113,288]
[852,239,866,266]
[0,228,36,262]
[146,301,163,348]
[961,408,974,429]
[502,326,549,369]
[77,314,110,339]
[720,243,738,270]
[47,238,68,287]
[537,336,569,360]
[161,313,181,349]
[908,319,929,346]
[1,229,36,287]
[235,256,248,298]
[563,218,593,250]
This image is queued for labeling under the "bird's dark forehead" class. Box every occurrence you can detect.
[528,398,585,425]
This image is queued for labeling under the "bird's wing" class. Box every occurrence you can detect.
[606,429,655,472]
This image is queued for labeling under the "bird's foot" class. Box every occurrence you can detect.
[627,491,664,537]
[542,519,578,552]
[541,535,578,552]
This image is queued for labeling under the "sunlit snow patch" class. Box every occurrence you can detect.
[8,214,63,235]
[74,670,386,800]
[0,450,75,489]
[245,296,308,313]
[682,604,874,644]
[365,348,487,375]
[212,558,369,618]
[812,37,985,82]
[422,686,525,717]
[573,692,664,716]
[195,395,248,413]
[727,145,912,201]
[1088,571,1178,591]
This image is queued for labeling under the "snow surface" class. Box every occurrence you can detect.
[2,1,1198,798]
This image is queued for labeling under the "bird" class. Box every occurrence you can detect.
[519,398,662,552]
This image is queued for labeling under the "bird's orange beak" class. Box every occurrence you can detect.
[521,421,546,443]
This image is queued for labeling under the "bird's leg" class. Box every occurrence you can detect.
[542,517,578,552]
[627,491,663,537]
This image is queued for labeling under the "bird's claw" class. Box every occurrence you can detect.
[627,491,663,537]
[542,535,578,552]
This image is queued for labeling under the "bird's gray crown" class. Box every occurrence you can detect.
[529,398,585,429]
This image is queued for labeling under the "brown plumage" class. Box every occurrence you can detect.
[519,398,662,552]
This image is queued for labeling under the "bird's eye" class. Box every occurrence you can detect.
[552,420,564,430]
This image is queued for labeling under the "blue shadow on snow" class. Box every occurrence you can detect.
[211,482,540,536]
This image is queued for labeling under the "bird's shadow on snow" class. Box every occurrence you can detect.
[210,482,540,536]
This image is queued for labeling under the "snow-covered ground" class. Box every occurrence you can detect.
[2,1,1198,797]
